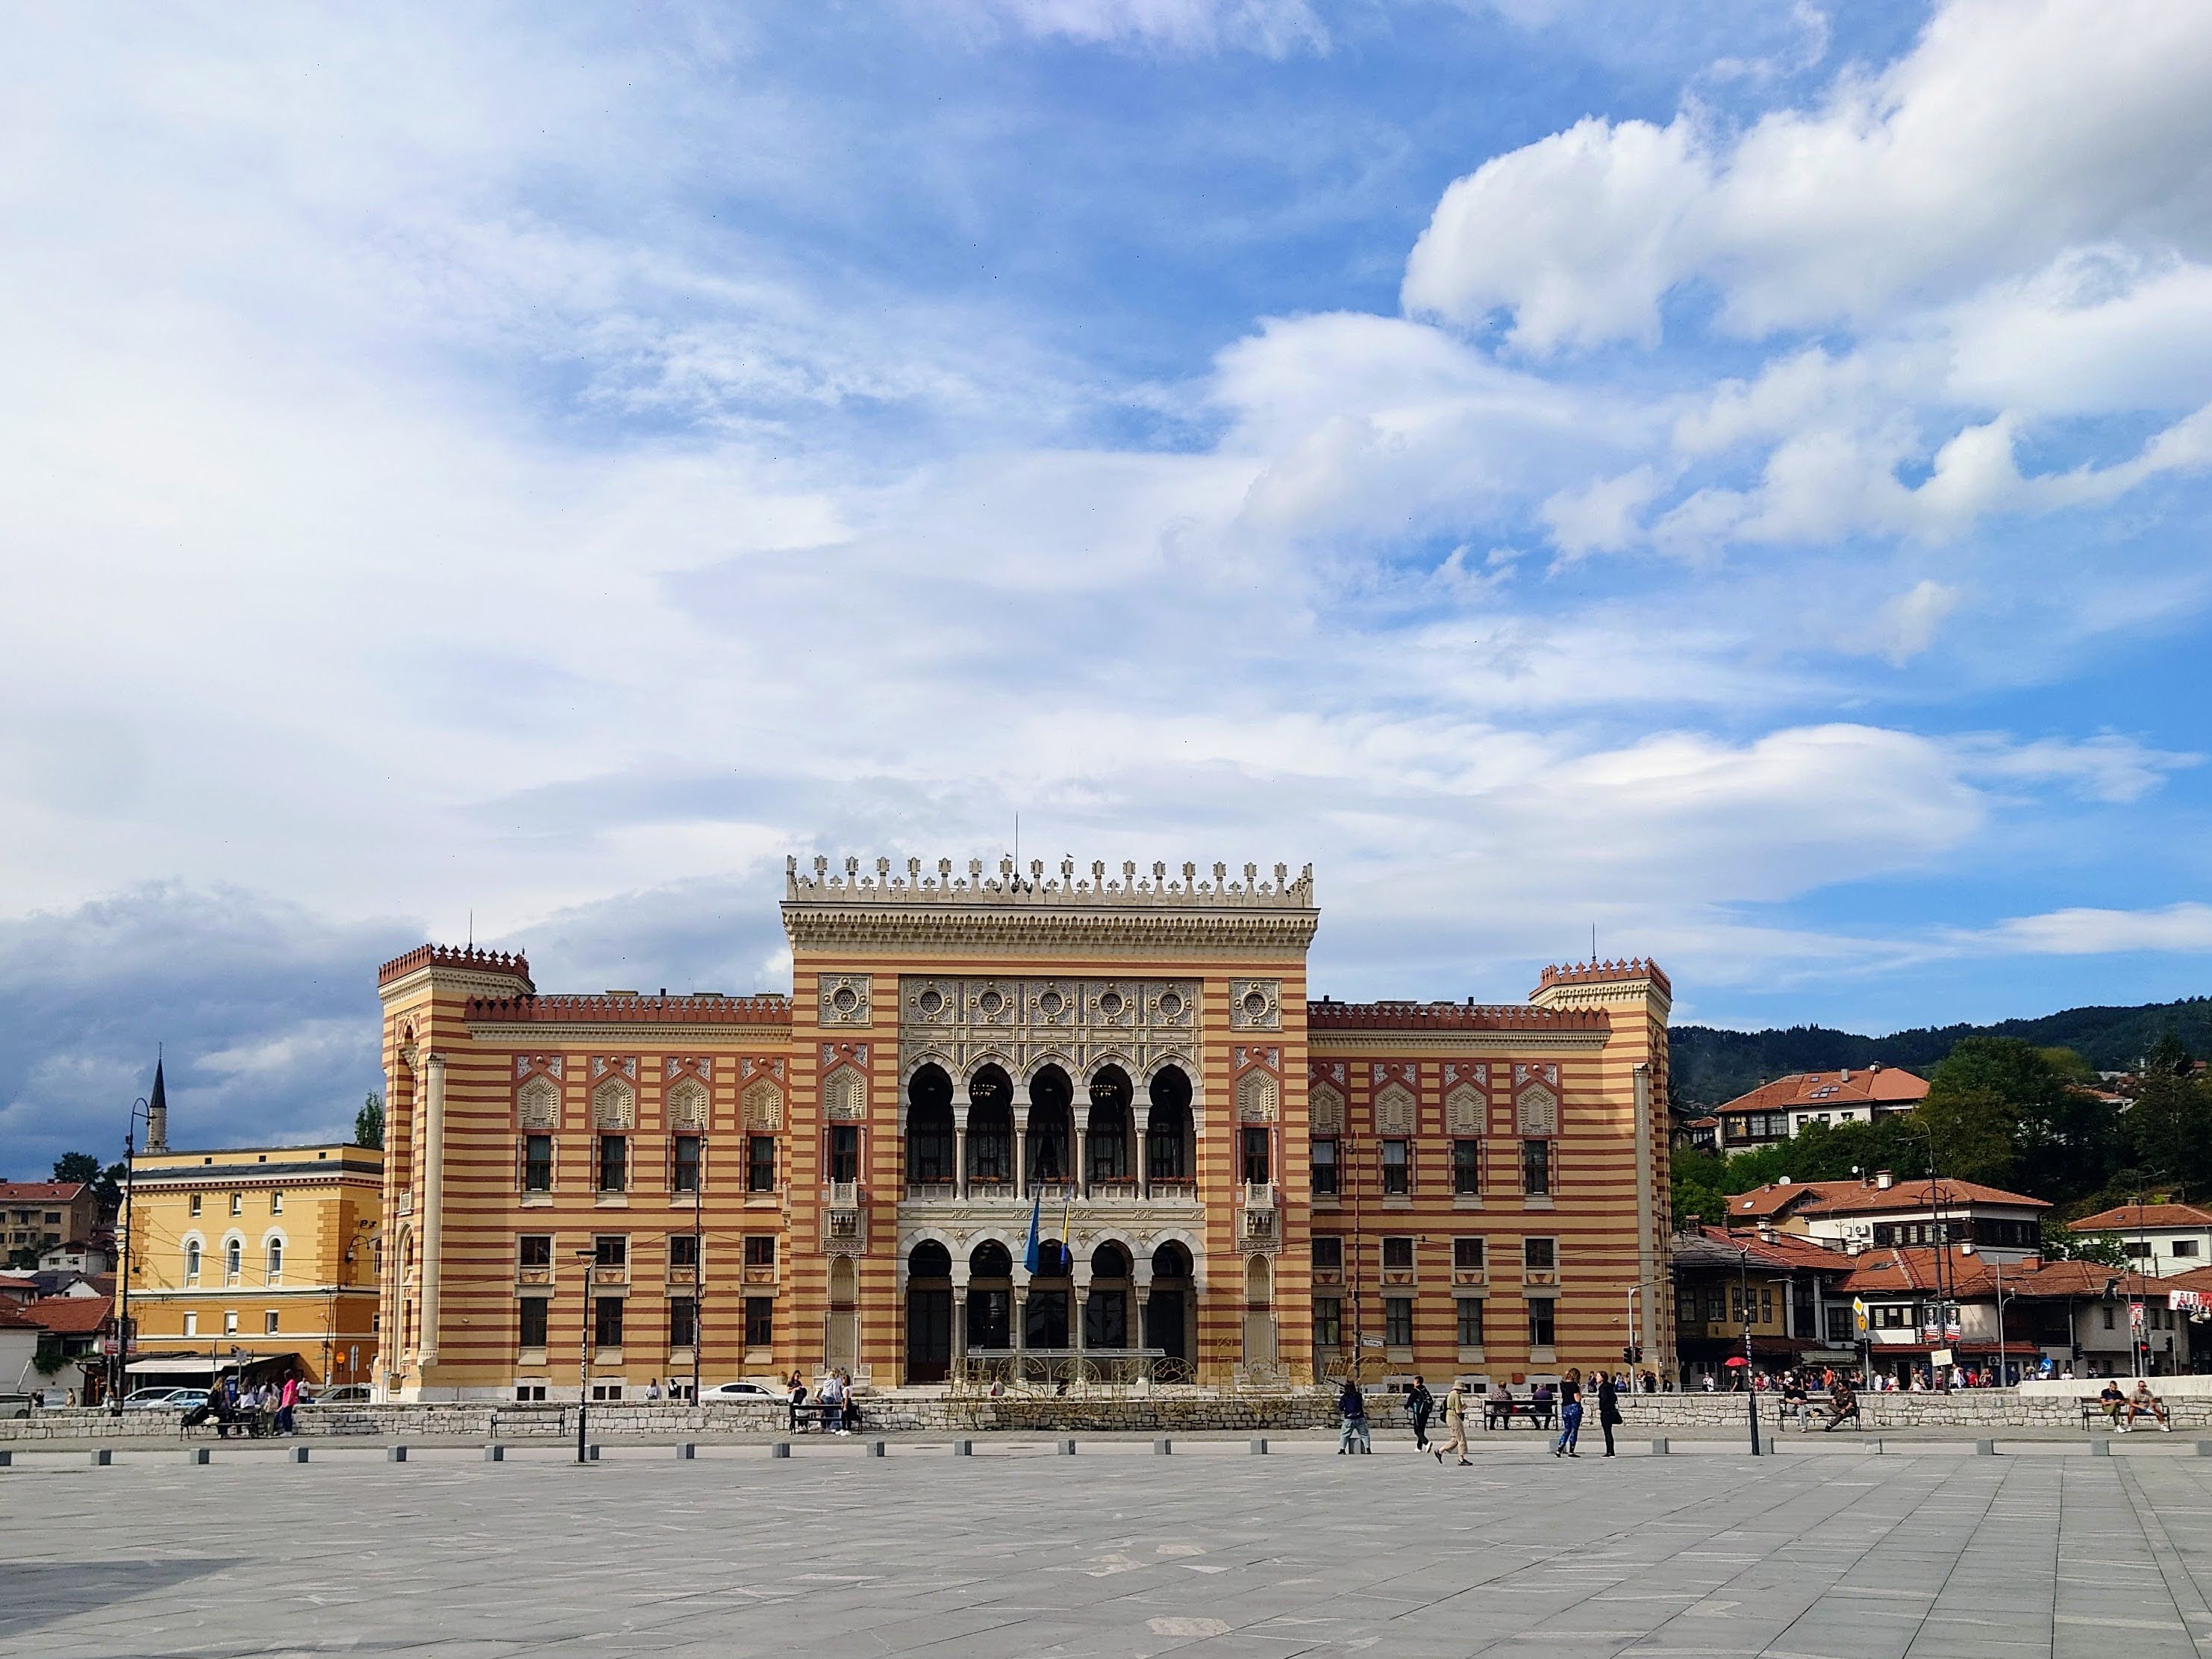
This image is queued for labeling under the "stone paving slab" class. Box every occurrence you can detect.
[7,1443,2212,1657]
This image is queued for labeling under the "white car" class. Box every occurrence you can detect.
[698,1381,782,1401]
[302,1384,373,1406]
[120,1387,188,1410]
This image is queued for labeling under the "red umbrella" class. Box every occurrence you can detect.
[1723,1355,1750,1367]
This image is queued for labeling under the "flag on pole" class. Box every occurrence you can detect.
[1023,1190,1042,1275]
[1060,1184,1075,1275]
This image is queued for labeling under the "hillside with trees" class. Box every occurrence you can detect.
[1670,995,2212,1107]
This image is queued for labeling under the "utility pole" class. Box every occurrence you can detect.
[692,1185,704,1405]
[1737,1242,1761,1455]
[110,1090,151,1413]
[575,1246,595,1463]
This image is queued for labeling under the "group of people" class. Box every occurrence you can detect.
[204,1372,306,1438]
[1337,1370,1628,1462]
[786,1368,863,1434]
[2096,1378,2172,1431]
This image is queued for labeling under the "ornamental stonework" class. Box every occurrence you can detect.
[818,973,872,1028]
[1228,978,1281,1031]
[897,974,1199,1087]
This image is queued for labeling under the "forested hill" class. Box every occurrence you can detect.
[1671,996,2212,1107]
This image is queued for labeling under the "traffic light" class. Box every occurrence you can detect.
[1622,1343,1641,1364]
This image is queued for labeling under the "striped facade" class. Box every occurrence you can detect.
[374,857,1674,1401]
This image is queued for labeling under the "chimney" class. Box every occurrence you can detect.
[1840,1067,1852,1083]
[1875,1169,1893,1191]
[1869,1061,1883,1074]
[146,1055,169,1154]
[1758,1223,1777,1244]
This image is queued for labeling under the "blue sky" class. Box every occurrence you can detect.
[4,0,2211,1171]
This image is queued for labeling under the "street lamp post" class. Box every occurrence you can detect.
[110,1091,152,1413]
[1737,1243,1761,1457]
[575,1246,595,1464]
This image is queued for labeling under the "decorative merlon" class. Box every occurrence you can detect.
[786,854,1314,908]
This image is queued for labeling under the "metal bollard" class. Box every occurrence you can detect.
[952,1439,972,1456]
[484,1444,504,1462]
[0,1449,12,1468]
[770,1441,791,1459]
[1056,1438,1075,1455]
[2197,1440,2212,1457]
[187,1447,210,1465]
[1974,1439,1995,1455]
[2091,1438,2111,1457]
[585,1444,601,1462]
[675,1443,696,1460]
[1249,1437,1268,1455]
[1649,1438,1669,1455]
[90,1448,113,1466]
[387,1446,407,1462]
[290,1446,310,1463]
[868,1440,887,1458]
[1155,1438,1172,1455]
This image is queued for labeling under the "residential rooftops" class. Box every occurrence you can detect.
[1728,1175,2050,1220]
[1715,1066,1928,1116]
[2069,1202,2212,1232]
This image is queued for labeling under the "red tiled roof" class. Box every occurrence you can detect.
[2069,1202,2212,1231]
[1688,1225,1855,1273]
[0,1302,39,1331]
[0,1182,89,1204]
[1728,1177,2049,1219]
[1716,1066,1928,1116]
[22,1296,109,1335]
[1307,1000,1609,1031]
[1840,1251,2162,1300]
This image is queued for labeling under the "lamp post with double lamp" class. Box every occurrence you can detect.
[575,1246,595,1464]
[109,1089,154,1414]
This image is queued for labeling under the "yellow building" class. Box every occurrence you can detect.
[376,855,1674,1402]
[118,1142,382,1387]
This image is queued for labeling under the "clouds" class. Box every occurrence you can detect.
[0,2,2208,1166]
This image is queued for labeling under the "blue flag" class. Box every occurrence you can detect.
[1023,1190,1042,1274]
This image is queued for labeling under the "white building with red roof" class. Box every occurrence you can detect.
[1710,1064,1929,1151]
[2069,1202,2212,1278]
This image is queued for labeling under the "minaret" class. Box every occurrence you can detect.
[146,1054,169,1153]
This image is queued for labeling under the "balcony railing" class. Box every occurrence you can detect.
[1149,1177,1198,1201]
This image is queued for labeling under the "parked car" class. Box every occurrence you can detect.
[698,1381,781,1400]
[302,1384,373,1406]
[0,1392,31,1419]
[120,1387,188,1410]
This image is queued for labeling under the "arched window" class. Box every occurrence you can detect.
[906,1065,955,1184]
[1088,1066,1133,1185]
[1146,1066,1193,1182]
[967,1065,1013,1187]
[266,1238,284,1281]
[225,1238,243,1284]
[1026,1065,1072,1184]
[185,1240,202,1284]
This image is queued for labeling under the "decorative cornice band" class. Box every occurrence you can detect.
[783,907,1319,957]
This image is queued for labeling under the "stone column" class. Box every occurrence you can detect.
[1072,1268,1092,1369]
[1012,1082,1031,1196]
[952,1270,969,1375]
[418,1052,447,1371]
[1075,1125,1090,1199]
[952,1093,970,1200]
[1139,1107,1153,1201]
[1013,1276,1029,1357]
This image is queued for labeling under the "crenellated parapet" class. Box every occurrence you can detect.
[377,943,534,990]
[1307,999,1611,1032]
[1534,957,1671,997]
[784,855,1318,957]
[464,991,791,1028]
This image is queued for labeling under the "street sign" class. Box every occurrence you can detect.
[1931,1347,1955,1367]
[1357,1335,1384,1349]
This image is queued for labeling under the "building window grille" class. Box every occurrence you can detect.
[1310,1138,1337,1196]
[1382,1235,1415,1269]
[519,1234,552,1268]
[672,1134,702,1193]
[1523,1237,1555,1270]
[518,1298,549,1349]
[1456,1298,1485,1347]
[593,1297,624,1349]
[1521,1139,1552,1197]
[669,1233,699,1269]
[523,1134,554,1192]
[1240,1127,1271,1186]
[598,1134,628,1193]
[1313,1297,1342,1348]
[1383,1296,1413,1348]
[743,1235,775,1268]
[828,1126,860,1184]
[1453,1140,1481,1195]
[1310,1235,1343,1269]
[593,1234,626,1268]
[1527,1297,1555,1349]
[744,1296,773,1349]
[670,1296,697,1349]
[746,1136,775,1192]
[1381,1139,1409,1196]
[1453,1237,1485,1270]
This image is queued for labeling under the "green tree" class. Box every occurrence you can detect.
[354,1093,385,1151]
[2043,1219,2128,1267]
[51,1151,124,1211]
[1916,1036,2119,1200]
[2124,1068,2212,1191]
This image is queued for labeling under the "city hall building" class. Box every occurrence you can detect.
[374,857,1674,1400]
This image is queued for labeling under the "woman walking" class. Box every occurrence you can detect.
[1596,1372,1622,1456]
[1552,1368,1584,1458]
[1431,1378,1471,1466]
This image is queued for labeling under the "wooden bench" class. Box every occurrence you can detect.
[1482,1398,1557,1431]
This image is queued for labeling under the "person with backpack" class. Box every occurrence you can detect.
[1405,1375,1434,1452]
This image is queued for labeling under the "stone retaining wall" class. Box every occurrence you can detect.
[9,1388,2199,1441]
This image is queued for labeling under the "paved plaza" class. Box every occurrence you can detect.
[7,1440,2212,1658]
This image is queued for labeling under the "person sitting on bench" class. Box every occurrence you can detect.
[2099,1381,2126,1428]
[2124,1380,2171,1433]
[1821,1379,1860,1431]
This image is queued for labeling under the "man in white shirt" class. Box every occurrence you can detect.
[817,1372,847,1434]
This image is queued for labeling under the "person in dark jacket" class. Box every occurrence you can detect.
[1405,1376,1434,1452]
[1337,1380,1371,1454]
[1552,1369,1584,1458]
[1596,1374,1622,1456]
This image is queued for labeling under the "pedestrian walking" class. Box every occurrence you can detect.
[1431,1379,1471,1466]
[1337,1379,1371,1454]
[1552,1368,1584,1458]
[1405,1375,1434,1452]
[277,1372,299,1436]
[1596,1372,1622,1457]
